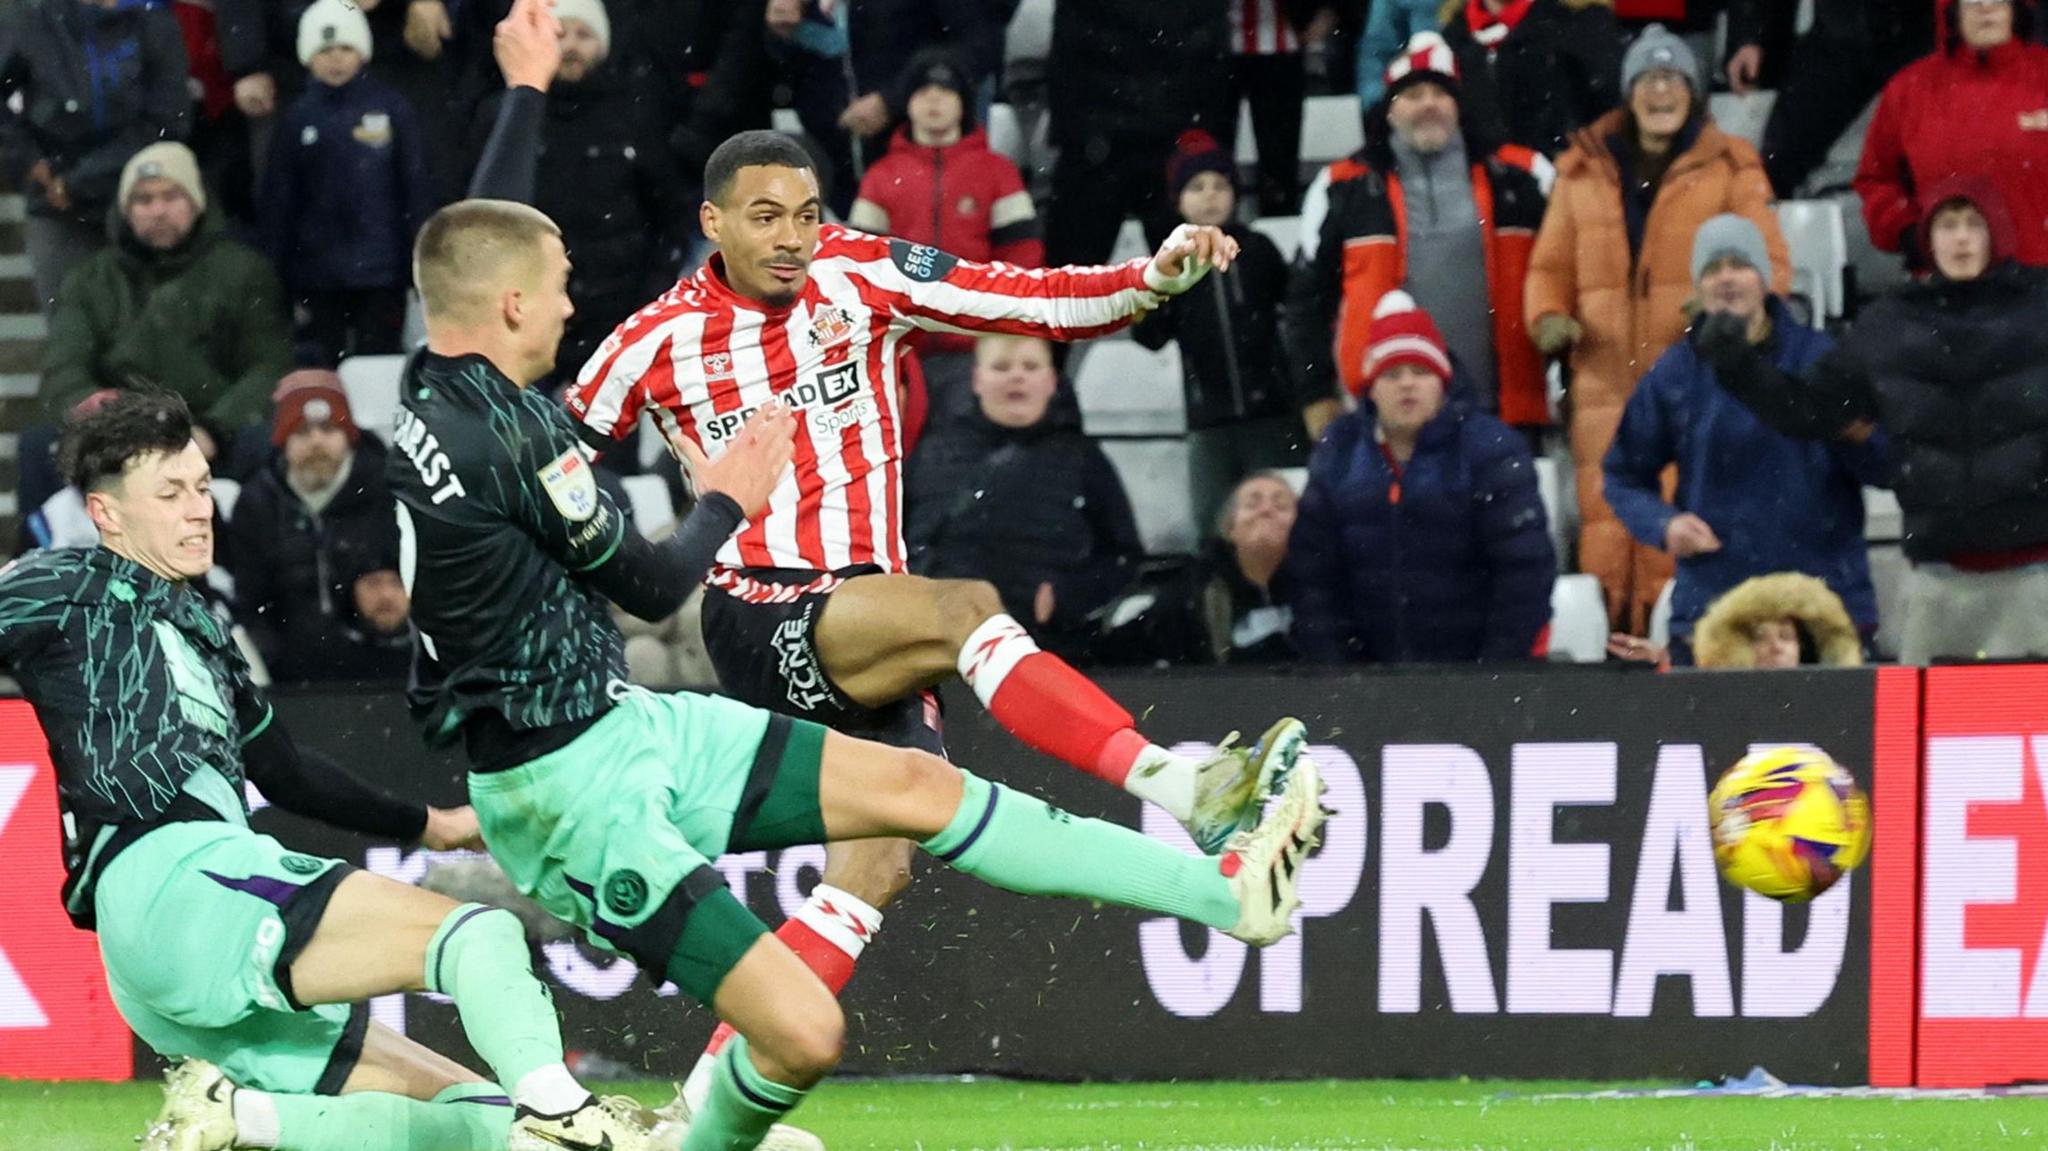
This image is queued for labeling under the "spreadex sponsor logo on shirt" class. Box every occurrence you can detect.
[1138,742,1854,1022]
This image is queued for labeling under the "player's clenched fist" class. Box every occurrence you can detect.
[493,0,561,91]
[1145,223,1241,295]
[669,401,797,516]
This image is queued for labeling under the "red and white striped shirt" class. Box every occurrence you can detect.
[1232,0,1299,55]
[564,225,1158,587]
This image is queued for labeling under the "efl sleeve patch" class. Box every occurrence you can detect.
[889,238,959,283]
[538,445,601,523]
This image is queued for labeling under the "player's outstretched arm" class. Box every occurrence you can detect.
[465,0,559,203]
[580,404,797,622]
[868,223,1240,344]
[242,711,477,849]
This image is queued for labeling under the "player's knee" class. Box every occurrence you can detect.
[827,838,915,908]
[891,747,959,802]
[463,906,531,962]
[428,904,532,992]
[934,579,1005,646]
[774,1002,846,1084]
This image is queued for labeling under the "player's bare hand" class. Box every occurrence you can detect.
[494,0,561,90]
[1146,224,1238,294]
[672,402,796,517]
[421,805,486,852]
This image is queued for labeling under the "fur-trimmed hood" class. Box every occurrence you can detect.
[1692,573,1863,668]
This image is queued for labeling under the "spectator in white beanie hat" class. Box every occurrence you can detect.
[296,0,373,71]
[264,0,432,366]
[553,0,612,81]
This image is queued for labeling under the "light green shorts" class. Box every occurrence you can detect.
[94,820,365,1094]
[467,687,829,1002]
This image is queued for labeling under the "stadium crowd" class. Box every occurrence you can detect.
[4,0,2047,681]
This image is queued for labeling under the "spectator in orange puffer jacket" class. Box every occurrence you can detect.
[850,47,1043,422]
[1524,23,1788,635]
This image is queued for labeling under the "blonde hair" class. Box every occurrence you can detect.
[413,199,562,325]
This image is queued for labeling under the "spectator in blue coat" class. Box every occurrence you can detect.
[259,0,431,367]
[1356,0,1444,108]
[1603,214,1886,665]
[1286,291,1555,662]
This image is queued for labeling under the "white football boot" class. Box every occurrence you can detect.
[139,1060,237,1151]
[1219,751,1328,946]
[510,1093,659,1151]
[1184,717,1308,853]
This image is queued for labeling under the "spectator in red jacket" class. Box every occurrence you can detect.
[851,47,1043,422]
[1856,0,2048,269]
[849,49,1043,266]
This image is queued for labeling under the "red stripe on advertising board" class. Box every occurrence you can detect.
[1867,665,1920,1088]
[1913,664,2048,1087]
[0,699,133,1080]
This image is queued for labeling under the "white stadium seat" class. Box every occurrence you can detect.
[1299,96,1364,165]
[1533,456,1569,574]
[987,102,1025,163]
[1777,199,1850,323]
[1099,438,1197,554]
[1249,215,1301,261]
[1005,0,1053,64]
[1073,340,1186,436]
[1108,216,1150,264]
[1867,542,1908,660]
[337,354,406,442]
[1648,579,1675,653]
[618,474,678,539]
[1863,486,1902,542]
[1708,91,1776,148]
[1548,574,1608,663]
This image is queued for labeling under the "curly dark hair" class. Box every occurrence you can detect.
[58,389,196,493]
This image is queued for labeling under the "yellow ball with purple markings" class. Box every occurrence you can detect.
[1709,747,1871,902]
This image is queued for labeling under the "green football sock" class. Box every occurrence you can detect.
[922,770,1241,930]
[242,1084,513,1150]
[679,1036,806,1151]
[422,904,568,1094]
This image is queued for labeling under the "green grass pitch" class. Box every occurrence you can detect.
[1,1077,2038,1150]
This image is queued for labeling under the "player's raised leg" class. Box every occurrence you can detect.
[677,723,1323,1151]
[817,573,1304,852]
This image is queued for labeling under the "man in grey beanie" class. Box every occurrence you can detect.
[1601,211,1883,663]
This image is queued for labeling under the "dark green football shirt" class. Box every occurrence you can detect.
[388,351,633,747]
[0,547,268,918]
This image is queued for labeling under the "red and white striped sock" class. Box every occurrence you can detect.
[955,614,1194,819]
[680,885,882,1111]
